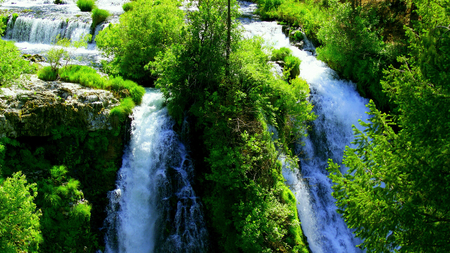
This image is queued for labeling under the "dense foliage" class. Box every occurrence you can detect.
[328,0,450,251]
[0,124,128,252]
[96,0,184,84]
[0,39,35,86]
[0,172,42,253]
[256,0,409,111]
[151,0,315,251]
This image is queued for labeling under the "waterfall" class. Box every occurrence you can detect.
[4,16,90,44]
[240,2,369,253]
[104,89,208,253]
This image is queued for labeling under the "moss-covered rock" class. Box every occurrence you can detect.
[0,75,120,138]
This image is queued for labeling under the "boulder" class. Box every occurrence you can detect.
[0,75,120,138]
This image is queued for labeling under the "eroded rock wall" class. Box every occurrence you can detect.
[0,75,120,138]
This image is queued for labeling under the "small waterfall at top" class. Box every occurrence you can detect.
[4,17,90,44]
[240,2,369,253]
[0,0,126,66]
[104,89,208,253]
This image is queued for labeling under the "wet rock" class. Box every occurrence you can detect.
[0,75,120,138]
[292,41,305,50]
[23,54,46,62]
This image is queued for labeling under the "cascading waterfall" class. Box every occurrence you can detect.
[5,16,90,44]
[0,0,124,65]
[240,2,369,252]
[104,89,208,253]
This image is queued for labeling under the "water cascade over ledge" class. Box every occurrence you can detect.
[240,2,369,252]
[104,89,208,253]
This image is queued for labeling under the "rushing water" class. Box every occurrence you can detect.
[0,0,123,66]
[240,2,369,253]
[103,89,208,253]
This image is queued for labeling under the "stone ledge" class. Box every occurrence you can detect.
[0,75,121,138]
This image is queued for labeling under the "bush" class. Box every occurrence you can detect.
[77,0,96,12]
[38,66,58,81]
[96,0,185,84]
[271,47,291,61]
[284,55,301,80]
[122,2,134,12]
[91,8,110,29]
[0,40,34,86]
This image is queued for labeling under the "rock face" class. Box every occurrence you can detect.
[0,75,120,138]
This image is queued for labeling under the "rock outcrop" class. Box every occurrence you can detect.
[0,75,120,138]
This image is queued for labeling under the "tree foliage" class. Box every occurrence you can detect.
[96,0,184,84]
[152,0,314,251]
[328,0,450,251]
[0,39,35,86]
[0,172,42,253]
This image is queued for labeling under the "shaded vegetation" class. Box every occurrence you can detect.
[151,0,315,251]
[328,0,450,252]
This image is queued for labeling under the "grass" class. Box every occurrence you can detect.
[91,8,110,28]
[58,65,145,105]
[37,66,58,81]
[37,65,145,123]
[77,0,96,12]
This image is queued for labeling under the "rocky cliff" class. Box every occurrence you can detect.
[0,75,120,138]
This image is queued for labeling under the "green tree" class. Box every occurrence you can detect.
[152,0,314,250]
[0,172,42,253]
[37,165,95,253]
[96,0,184,84]
[327,1,450,251]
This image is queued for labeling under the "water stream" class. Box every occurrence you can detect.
[0,0,124,66]
[240,2,369,253]
[1,0,370,251]
[104,89,208,253]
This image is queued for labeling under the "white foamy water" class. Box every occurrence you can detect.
[240,2,369,252]
[104,89,208,253]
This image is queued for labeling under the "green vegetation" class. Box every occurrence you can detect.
[77,0,96,12]
[58,65,145,105]
[0,124,128,252]
[255,0,408,111]
[91,8,110,30]
[0,39,35,86]
[150,0,314,251]
[0,172,42,253]
[37,165,93,252]
[122,2,134,12]
[96,0,185,84]
[327,0,450,252]
[37,66,58,81]
[271,47,301,80]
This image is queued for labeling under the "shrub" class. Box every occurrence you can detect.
[0,40,35,86]
[11,13,19,24]
[96,0,185,84]
[283,55,301,80]
[271,47,291,61]
[77,0,96,12]
[38,66,58,81]
[91,8,110,29]
[122,2,134,12]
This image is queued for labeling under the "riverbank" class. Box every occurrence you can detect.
[254,0,411,112]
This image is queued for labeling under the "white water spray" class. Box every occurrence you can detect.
[104,89,208,253]
[240,2,369,252]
